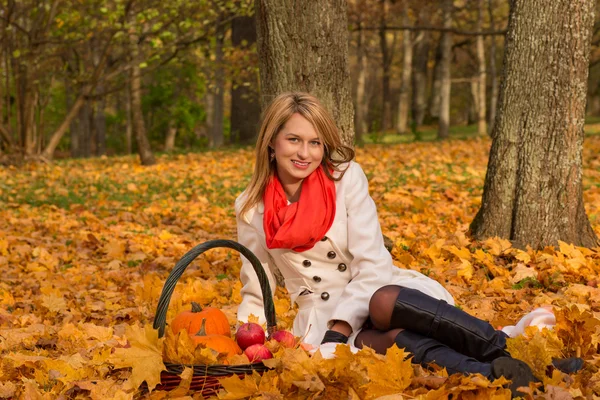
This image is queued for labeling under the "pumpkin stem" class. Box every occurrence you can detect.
[195,318,208,337]
[191,302,203,313]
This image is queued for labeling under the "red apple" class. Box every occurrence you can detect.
[235,322,265,350]
[271,330,295,348]
[244,344,273,363]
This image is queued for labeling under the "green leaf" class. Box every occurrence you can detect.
[12,50,20,58]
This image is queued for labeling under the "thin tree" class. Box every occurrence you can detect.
[437,0,453,140]
[470,0,598,249]
[487,0,499,134]
[396,3,412,135]
[474,0,487,136]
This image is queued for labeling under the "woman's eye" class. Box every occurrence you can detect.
[288,138,299,142]
[310,141,321,146]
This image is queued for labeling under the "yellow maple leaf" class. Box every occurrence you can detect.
[104,240,126,260]
[166,366,193,398]
[511,263,537,284]
[158,230,174,241]
[554,304,600,358]
[0,382,16,398]
[506,326,562,378]
[361,344,413,399]
[456,259,474,282]
[445,245,472,261]
[483,237,512,256]
[40,293,67,313]
[108,324,165,392]
[217,371,260,399]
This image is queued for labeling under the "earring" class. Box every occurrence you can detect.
[269,149,275,162]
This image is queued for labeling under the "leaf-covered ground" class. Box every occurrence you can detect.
[2,136,600,399]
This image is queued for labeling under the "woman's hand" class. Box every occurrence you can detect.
[330,320,352,336]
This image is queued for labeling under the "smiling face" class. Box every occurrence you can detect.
[271,113,324,200]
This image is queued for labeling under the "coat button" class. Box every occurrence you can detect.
[321,236,328,242]
[327,251,336,259]
[337,263,347,272]
[313,276,322,282]
[321,292,330,301]
[303,260,311,267]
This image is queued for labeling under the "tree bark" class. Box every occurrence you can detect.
[94,91,106,156]
[230,15,260,145]
[79,100,91,158]
[429,40,443,120]
[378,0,393,132]
[256,0,355,146]
[475,0,487,135]
[354,22,369,142]
[437,0,453,140]
[125,86,132,154]
[164,121,177,152]
[396,6,412,135]
[210,17,226,148]
[411,28,430,128]
[487,0,499,134]
[470,0,598,249]
[129,31,156,166]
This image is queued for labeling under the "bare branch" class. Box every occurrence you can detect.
[354,25,507,37]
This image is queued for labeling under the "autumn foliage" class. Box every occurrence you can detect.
[1,136,600,398]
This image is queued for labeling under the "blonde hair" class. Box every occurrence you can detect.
[239,92,355,218]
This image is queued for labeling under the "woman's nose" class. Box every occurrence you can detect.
[297,143,309,158]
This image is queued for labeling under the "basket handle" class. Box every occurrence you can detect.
[153,239,277,338]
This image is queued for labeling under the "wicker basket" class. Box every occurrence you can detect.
[151,239,277,396]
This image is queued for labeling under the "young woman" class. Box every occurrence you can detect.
[234,92,567,397]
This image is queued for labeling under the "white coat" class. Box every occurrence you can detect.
[235,161,455,346]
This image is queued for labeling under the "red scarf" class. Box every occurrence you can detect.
[263,166,336,252]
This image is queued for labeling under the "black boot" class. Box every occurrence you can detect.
[390,287,510,362]
[395,330,539,398]
[394,330,492,376]
[491,357,541,397]
[551,357,584,374]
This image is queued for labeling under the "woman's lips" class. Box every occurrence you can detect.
[292,160,309,169]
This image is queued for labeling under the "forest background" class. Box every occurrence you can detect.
[2,0,600,399]
[6,0,600,159]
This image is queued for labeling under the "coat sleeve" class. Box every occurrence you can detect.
[235,197,277,325]
[327,162,394,334]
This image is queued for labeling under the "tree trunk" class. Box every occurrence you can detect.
[42,91,87,160]
[378,0,393,133]
[211,18,225,148]
[470,0,598,249]
[125,87,132,154]
[411,29,430,128]
[354,23,368,143]
[256,0,355,146]
[437,0,453,140]
[429,40,443,120]
[487,0,499,134]
[67,79,81,158]
[396,6,412,135]
[475,0,487,135]
[129,32,156,166]
[79,100,91,158]
[231,15,260,145]
[164,121,177,152]
[95,90,106,156]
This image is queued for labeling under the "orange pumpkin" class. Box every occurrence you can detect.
[171,302,231,337]
[191,319,241,357]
